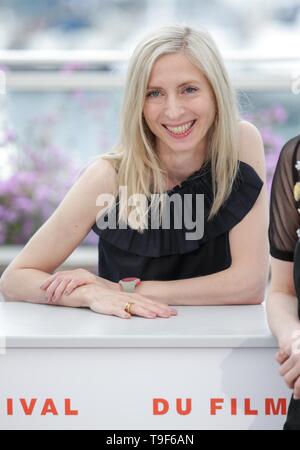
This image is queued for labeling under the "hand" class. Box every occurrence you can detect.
[276,341,300,400]
[82,283,178,319]
[40,269,113,303]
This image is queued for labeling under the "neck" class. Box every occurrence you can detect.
[157,143,207,187]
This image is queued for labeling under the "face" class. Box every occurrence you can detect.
[142,52,216,157]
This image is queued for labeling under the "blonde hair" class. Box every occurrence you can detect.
[101,24,240,232]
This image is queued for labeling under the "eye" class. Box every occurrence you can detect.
[184,86,199,94]
[146,90,161,98]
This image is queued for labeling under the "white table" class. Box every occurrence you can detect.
[0,301,291,430]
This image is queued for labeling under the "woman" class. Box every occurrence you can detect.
[0,25,269,319]
[267,135,300,430]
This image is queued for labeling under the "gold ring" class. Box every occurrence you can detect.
[124,302,134,315]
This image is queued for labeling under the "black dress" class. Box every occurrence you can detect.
[269,135,300,430]
[91,159,263,282]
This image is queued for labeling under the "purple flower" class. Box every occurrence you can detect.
[0,125,82,244]
[21,219,34,238]
[270,105,288,123]
[0,129,17,146]
[242,103,288,197]
[0,222,5,244]
[0,209,19,223]
[0,64,9,72]
[13,196,35,213]
[61,62,88,74]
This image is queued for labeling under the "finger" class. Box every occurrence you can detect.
[139,295,178,313]
[52,279,71,303]
[64,279,87,296]
[93,294,157,319]
[277,354,288,365]
[89,301,132,319]
[65,280,79,295]
[123,302,157,318]
[40,275,58,290]
[293,377,300,400]
[276,350,289,364]
[89,293,170,320]
[40,270,73,290]
[278,348,289,357]
[282,344,292,357]
[139,301,177,317]
[113,307,133,319]
[283,367,300,389]
[41,272,67,290]
[129,293,177,315]
[279,356,294,376]
[46,278,63,303]
[129,298,171,317]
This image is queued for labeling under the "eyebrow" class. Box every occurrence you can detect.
[147,80,200,90]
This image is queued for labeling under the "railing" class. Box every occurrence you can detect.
[0,245,97,268]
[0,50,300,91]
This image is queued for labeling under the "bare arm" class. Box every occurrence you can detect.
[266,258,300,348]
[136,121,270,305]
[0,157,117,305]
[267,256,300,400]
[0,158,178,319]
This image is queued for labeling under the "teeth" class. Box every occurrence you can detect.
[165,121,194,134]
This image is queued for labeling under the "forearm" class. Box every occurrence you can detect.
[137,266,266,306]
[266,291,300,347]
[0,268,89,308]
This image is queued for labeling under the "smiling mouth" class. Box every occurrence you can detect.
[162,120,197,137]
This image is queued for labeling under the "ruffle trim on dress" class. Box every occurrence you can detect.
[91,160,263,257]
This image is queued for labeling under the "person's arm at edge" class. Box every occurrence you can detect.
[266,257,300,349]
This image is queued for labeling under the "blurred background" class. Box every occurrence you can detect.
[0,0,300,277]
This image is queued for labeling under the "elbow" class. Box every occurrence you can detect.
[0,278,8,301]
[0,273,6,295]
[236,273,267,305]
[245,291,265,305]
[0,271,15,301]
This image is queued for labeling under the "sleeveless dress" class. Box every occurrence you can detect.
[91,159,263,282]
[269,135,300,430]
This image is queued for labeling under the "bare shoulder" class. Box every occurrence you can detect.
[1,156,119,275]
[237,120,266,181]
[79,156,118,193]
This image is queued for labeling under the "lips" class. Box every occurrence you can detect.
[162,119,196,129]
[162,120,197,138]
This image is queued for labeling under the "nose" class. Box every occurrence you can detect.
[164,94,185,121]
